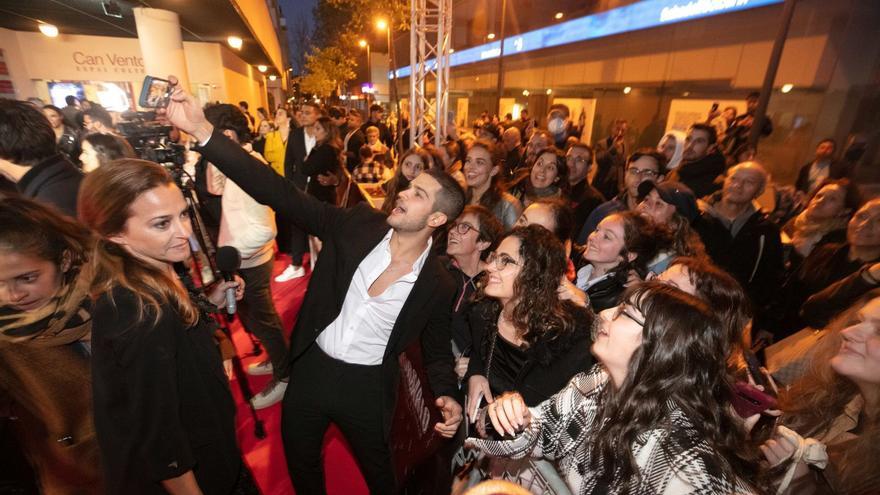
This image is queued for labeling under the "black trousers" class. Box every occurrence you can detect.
[281,345,394,494]
[287,226,308,267]
[237,260,288,380]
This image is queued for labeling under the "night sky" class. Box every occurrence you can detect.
[278,0,317,73]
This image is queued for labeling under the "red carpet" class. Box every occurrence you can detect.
[224,255,370,495]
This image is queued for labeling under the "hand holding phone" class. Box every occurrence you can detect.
[139,76,172,109]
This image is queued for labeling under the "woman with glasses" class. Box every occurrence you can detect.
[465,225,595,426]
[575,211,661,312]
[445,205,505,381]
[468,282,767,495]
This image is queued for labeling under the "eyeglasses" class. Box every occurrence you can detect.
[627,167,659,178]
[450,222,477,235]
[486,252,520,271]
[612,304,645,327]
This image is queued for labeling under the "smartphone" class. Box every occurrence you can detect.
[710,102,719,113]
[743,349,774,396]
[730,381,777,418]
[139,76,172,108]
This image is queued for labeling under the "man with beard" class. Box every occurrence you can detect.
[162,77,464,494]
[667,123,727,199]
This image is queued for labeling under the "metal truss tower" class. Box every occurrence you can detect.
[409,0,452,148]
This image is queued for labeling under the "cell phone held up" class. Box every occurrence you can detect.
[139,76,172,109]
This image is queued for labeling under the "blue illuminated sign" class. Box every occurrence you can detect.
[392,0,782,78]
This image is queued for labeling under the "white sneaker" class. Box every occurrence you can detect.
[246,360,274,376]
[274,264,306,282]
[250,379,288,410]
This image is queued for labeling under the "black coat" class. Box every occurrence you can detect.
[670,151,726,199]
[198,130,459,436]
[90,288,240,495]
[301,142,342,204]
[16,153,82,217]
[465,300,595,406]
[694,209,784,329]
[570,180,605,241]
[283,125,309,190]
[801,264,878,329]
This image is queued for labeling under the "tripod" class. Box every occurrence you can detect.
[169,162,267,440]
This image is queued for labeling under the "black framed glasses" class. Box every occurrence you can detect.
[613,304,645,327]
[486,252,520,271]
[450,222,478,235]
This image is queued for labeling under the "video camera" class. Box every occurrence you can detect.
[116,111,187,173]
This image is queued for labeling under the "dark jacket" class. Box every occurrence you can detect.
[776,243,877,337]
[198,130,460,436]
[575,194,627,245]
[282,125,310,190]
[569,180,605,241]
[802,264,878,330]
[694,207,784,329]
[465,299,595,406]
[301,142,342,204]
[342,125,366,172]
[442,258,484,356]
[794,160,854,194]
[669,151,726,199]
[592,136,626,200]
[91,288,240,495]
[16,153,82,217]
[503,145,525,179]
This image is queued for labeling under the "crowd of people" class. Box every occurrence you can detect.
[0,76,877,495]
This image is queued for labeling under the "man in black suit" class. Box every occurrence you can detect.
[275,101,323,283]
[164,78,464,494]
[795,138,852,194]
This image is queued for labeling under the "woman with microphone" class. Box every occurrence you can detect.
[78,159,253,495]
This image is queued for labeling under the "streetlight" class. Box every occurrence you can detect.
[376,17,402,156]
[227,36,243,50]
[38,22,59,37]
[359,39,372,103]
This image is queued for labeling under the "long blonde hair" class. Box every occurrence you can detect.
[78,159,198,326]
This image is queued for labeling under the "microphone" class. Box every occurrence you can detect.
[215,246,242,315]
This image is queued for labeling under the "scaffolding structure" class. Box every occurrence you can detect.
[409,0,452,148]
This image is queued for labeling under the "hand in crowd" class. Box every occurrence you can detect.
[206,275,245,309]
[867,262,880,284]
[455,357,470,380]
[162,75,214,144]
[557,278,588,307]
[467,374,493,423]
[487,391,531,437]
[434,396,463,438]
[316,171,339,187]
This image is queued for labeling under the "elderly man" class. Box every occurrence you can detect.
[694,161,783,330]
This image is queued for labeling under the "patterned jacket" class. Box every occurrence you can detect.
[467,366,757,495]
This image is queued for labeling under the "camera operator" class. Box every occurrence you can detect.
[78,159,255,494]
[0,99,83,217]
[202,103,289,408]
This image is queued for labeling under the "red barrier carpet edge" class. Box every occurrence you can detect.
[226,254,370,495]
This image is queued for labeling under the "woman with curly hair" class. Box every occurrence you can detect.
[469,282,767,495]
[0,194,101,493]
[465,225,595,417]
[574,211,662,312]
[761,290,880,494]
[462,224,595,490]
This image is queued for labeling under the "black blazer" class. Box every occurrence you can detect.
[794,160,853,193]
[301,142,342,204]
[90,287,240,495]
[198,131,459,436]
[283,125,309,190]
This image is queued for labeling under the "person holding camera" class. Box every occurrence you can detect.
[202,103,289,409]
[79,159,254,494]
